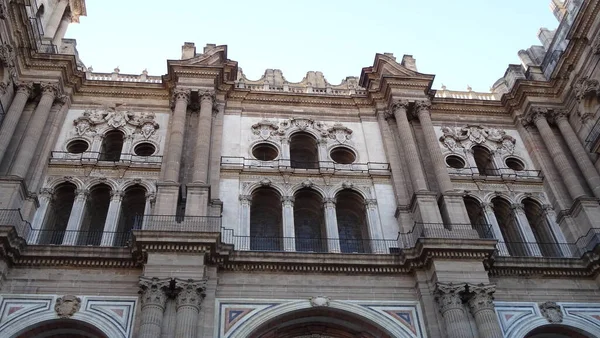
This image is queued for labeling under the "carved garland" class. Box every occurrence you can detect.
[251,118,353,144]
[439,125,516,154]
[73,108,160,138]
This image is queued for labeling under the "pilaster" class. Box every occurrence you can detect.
[138,277,171,338]
[174,278,206,338]
[466,284,503,338]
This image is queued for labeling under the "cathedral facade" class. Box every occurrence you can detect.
[0,0,599,337]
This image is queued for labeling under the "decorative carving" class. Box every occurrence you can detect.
[525,107,550,125]
[54,295,81,318]
[40,83,59,97]
[16,82,33,96]
[110,190,124,200]
[199,90,216,103]
[539,302,563,323]
[414,100,432,116]
[278,118,328,138]
[73,108,159,138]
[574,77,600,102]
[309,296,330,307]
[174,279,206,309]
[145,192,156,203]
[281,196,295,206]
[239,195,252,204]
[301,179,314,188]
[391,99,410,114]
[139,277,171,308]
[259,178,272,186]
[365,199,378,208]
[440,125,516,154]
[593,36,600,55]
[171,88,191,106]
[341,181,354,189]
[323,197,336,207]
[327,123,353,143]
[0,2,6,20]
[251,119,280,140]
[434,283,466,314]
[466,284,496,314]
[0,44,14,67]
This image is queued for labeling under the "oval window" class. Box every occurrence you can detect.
[252,143,279,161]
[445,155,466,169]
[505,157,525,171]
[66,140,89,154]
[330,147,356,164]
[134,142,156,156]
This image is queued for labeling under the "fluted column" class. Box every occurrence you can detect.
[434,283,473,338]
[191,91,215,183]
[138,277,171,338]
[0,82,32,164]
[553,110,600,198]
[62,189,88,245]
[174,279,206,338]
[415,100,453,193]
[30,188,53,243]
[526,108,586,200]
[163,88,190,183]
[391,100,427,191]
[466,284,503,338]
[9,83,58,178]
[323,198,341,253]
[100,190,124,246]
[238,195,251,250]
[281,196,296,251]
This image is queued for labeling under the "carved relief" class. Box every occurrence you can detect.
[539,302,563,323]
[434,282,466,314]
[139,277,170,308]
[326,123,353,143]
[251,119,280,140]
[54,295,81,318]
[309,296,330,307]
[440,125,516,154]
[174,279,206,309]
[574,77,600,102]
[252,118,354,146]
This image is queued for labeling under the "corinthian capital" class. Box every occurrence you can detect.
[40,82,59,97]
[15,82,33,96]
[523,107,549,126]
[414,100,432,115]
[174,278,206,309]
[171,88,191,105]
[550,109,569,123]
[391,99,410,113]
[200,90,216,103]
[139,277,171,308]
[466,283,496,315]
[434,282,466,314]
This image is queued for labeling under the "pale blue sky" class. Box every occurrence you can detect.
[66,0,559,92]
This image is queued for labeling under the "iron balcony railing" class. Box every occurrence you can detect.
[496,241,579,258]
[0,209,33,240]
[220,156,390,174]
[33,229,131,247]
[397,222,494,249]
[50,151,163,165]
[585,118,600,153]
[134,215,222,233]
[448,167,543,180]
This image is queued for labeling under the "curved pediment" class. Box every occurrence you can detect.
[359,53,435,91]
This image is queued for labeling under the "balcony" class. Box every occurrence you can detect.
[448,166,543,181]
[585,118,600,153]
[49,151,163,167]
[220,156,390,175]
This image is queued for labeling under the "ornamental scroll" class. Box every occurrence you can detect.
[439,125,516,154]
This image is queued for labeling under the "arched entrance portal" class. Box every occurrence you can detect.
[15,319,108,338]
[525,324,595,338]
[248,308,393,338]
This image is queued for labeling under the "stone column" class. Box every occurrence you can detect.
[542,204,572,257]
[163,88,190,183]
[526,108,586,200]
[174,279,206,338]
[43,0,68,39]
[138,277,171,338]
[553,111,600,198]
[391,100,427,191]
[364,199,386,253]
[51,11,71,48]
[141,193,155,230]
[434,283,473,338]
[0,82,32,164]
[30,188,53,244]
[191,91,215,183]
[281,196,296,251]
[466,284,503,338]
[9,83,58,178]
[238,195,251,250]
[101,190,124,246]
[280,137,291,167]
[482,203,509,256]
[62,189,88,245]
[511,203,542,256]
[323,198,341,253]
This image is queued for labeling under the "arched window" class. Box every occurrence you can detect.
[472,145,496,175]
[523,198,561,257]
[115,185,147,245]
[463,196,491,239]
[491,197,527,256]
[80,184,111,245]
[294,188,326,252]
[290,132,319,169]
[250,187,282,251]
[40,182,76,245]
[99,130,124,161]
[336,190,369,253]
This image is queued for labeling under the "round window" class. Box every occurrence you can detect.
[505,157,525,171]
[134,143,156,156]
[445,155,466,169]
[252,143,279,161]
[330,147,356,164]
[66,140,89,154]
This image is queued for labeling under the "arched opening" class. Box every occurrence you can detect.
[463,196,492,239]
[523,198,561,257]
[525,324,594,338]
[40,182,76,245]
[335,190,369,253]
[16,319,108,338]
[250,187,283,251]
[472,145,496,175]
[491,197,527,256]
[294,188,326,252]
[115,185,146,245]
[79,184,111,245]
[248,308,394,338]
[290,132,319,169]
[99,130,124,161]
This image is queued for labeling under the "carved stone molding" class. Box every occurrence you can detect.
[174,278,206,309]
[539,301,563,323]
[40,82,59,97]
[55,295,81,318]
[309,296,330,307]
[0,44,14,67]
[574,77,600,102]
[593,36,600,55]
[524,107,550,125]
[251,119,281,140]
[139,277,171,308]
[171,88,191,106]
[414,100,432,117]
[439,125,516,154]
[281,196,295,206]
[434,282,466,314]
[466,283,496,314]
[73,108,159,139]
[391,99,410,114]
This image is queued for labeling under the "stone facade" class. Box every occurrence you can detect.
[0,0,599,337]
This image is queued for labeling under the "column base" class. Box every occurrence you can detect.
[185,183,210,217]
[155,182,180,215]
